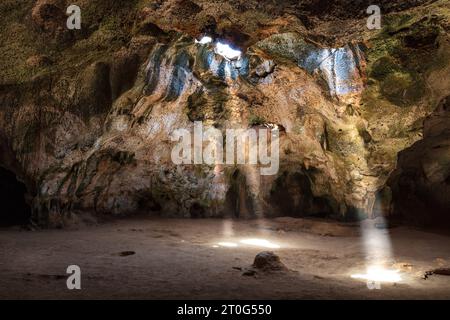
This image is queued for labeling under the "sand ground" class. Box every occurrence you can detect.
[0,217,449,299]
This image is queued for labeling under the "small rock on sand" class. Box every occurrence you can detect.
[253,251,287,271]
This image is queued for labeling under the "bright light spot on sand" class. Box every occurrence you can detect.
[217,242,238,248]
[195,36,213,45]
[351,266,402,283]
[240,238,280,249]
[215,238,280,249]
[215,42,242,60]
[350,203,401,287]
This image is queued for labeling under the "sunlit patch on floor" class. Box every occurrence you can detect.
[240,238,280,249]
[217,242,238,248]
[351,266,402,283]
[354,211,401,287]
[214,238,281,249]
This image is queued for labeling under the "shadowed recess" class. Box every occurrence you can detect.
[0,167,31,226]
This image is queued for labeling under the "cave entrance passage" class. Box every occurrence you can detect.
[0,167,31,226]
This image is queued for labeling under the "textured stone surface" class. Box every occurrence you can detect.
[252,251,287,271]
[388,96,450,227]
[0,0,449,227]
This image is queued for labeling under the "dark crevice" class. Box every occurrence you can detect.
[269,171,335,218]
[0,166,31,226]
[223,170,254,218]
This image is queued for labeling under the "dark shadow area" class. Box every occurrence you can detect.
[223,170,254,219]
[0,166,31,226]
[387,96,450,232]
[268,171,336,218]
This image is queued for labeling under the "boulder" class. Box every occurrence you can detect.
[252,251,287,271]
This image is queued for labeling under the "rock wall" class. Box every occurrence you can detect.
[0,0,449,226]
[387,96,450,227]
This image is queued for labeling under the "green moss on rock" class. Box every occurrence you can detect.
[369,56,401,80]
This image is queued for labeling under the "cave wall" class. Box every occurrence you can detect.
[0,0,449,226]
[387,96,450,228]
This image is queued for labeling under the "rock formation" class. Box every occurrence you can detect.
[252,251,287,272]
[0,0,449,227]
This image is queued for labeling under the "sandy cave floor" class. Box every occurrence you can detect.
[0,217,449,299]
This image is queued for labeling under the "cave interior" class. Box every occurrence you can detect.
[0,0,449,300]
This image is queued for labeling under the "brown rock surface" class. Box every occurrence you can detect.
[388,95,450,228]
[253,251,288,271]
[0,0,449,227]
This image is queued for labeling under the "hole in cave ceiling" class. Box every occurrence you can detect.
[195,36,242,61]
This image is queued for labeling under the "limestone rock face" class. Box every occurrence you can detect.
[0,0,449,227]
[388,96,450,227]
